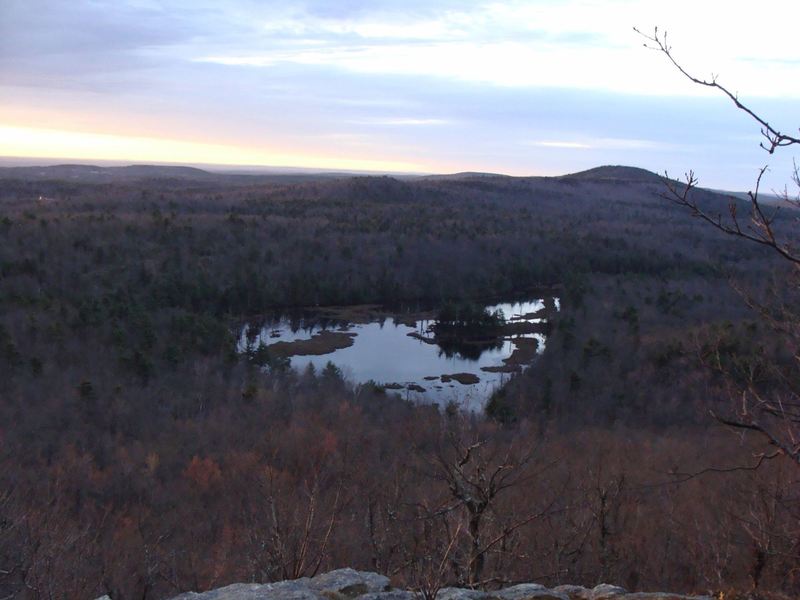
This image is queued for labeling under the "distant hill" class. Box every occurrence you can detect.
[423,171,512,181]
[0,164,761,209]
[706,187,794,207]
[561,165,665,183]
[0,163,352,185]
[0,164,217,182]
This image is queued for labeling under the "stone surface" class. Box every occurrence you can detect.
[356,592,416,600]
[434,588,493,600]
[622,595,713,600]
[495,583,568,600]
[171,582,310,600]
[590,584,627,600]
[552,585,591,600]
[310,569,391,598]
[165,570,713,600]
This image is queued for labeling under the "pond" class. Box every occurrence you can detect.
[239,297,559,411]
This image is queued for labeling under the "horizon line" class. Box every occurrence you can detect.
[0,154,661,180]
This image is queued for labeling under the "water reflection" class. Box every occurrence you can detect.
[239,299,557,411]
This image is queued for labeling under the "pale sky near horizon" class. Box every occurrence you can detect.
[1,0,798,189]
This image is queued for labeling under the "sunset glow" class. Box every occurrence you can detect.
[1,0,798,186]
[0,125,428,173]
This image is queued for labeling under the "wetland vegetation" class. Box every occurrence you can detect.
[239,298,555,408]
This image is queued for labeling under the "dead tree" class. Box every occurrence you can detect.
[431,427,555,588]
[636,27,800,467]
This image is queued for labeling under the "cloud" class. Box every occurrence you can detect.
[0,124,428,172]
[4,0,800,97]
[532,141,592,149]
[527,138,668,150]
[351,118,451,126]
[188,0,800,97]
[1,0,798,189]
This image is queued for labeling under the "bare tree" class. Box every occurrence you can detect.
[407,522,463,600]
[259,466,344,581]
[431,426,555,588]
[636,26,800,466]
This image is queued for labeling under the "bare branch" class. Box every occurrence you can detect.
[634,27,800,153]
[661,170,800,267]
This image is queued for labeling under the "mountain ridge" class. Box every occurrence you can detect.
[2,164,758,207]
[0,163,666,185]
[560,165,666,182]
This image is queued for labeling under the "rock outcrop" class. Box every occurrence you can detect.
[162,569,713,600]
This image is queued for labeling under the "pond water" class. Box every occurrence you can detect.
[239,298,558,411]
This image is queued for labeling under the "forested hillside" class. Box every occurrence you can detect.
[0,168,797,599]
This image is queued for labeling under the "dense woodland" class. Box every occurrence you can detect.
[0,166,798,599]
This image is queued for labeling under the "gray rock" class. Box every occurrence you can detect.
[552,585,591,600]
[435,588,493,600]
[621,594,713,600]
[589,585,627,600]
[169,569,392,600]
[495,583,568,600]
[165,571,710,600]
[494,583,545,596]
[356,592,416,600]
[264,579,324,600]
[265,590,324,600]
[170,582,317,600]
[310,568,392,598]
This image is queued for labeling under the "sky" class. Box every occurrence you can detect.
[1,0,798,189]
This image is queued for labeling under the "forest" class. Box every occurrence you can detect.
[0,165,798,599]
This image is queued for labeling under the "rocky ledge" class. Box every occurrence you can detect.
[162,568,712,600]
